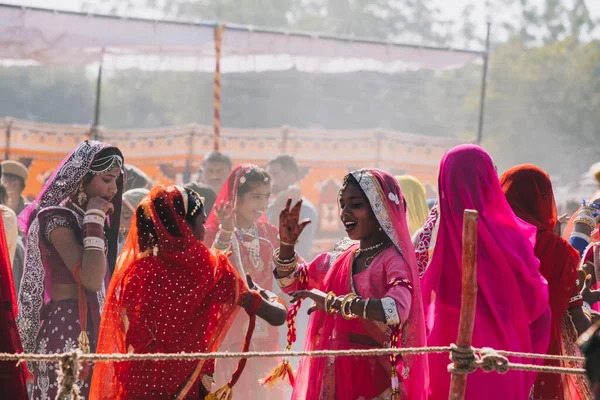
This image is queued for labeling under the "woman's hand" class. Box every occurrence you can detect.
[86,196,114,215]
[582,274,600,306]
[290,289,328,315]
[279,198,311,247]
[214,200,235,232]
[246,273,275,300]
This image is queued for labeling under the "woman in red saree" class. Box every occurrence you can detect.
[0,206,27,399]
[274,168,428,399]
[90,185,286,399]
[501,164,592,400]
[419,145,551,400]
[204,164,285,400]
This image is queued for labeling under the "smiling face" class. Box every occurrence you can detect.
[236,182,271,226]
[83,167,121,202]
[339,181,380,241]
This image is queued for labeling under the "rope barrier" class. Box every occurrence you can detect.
[0,345,586,377]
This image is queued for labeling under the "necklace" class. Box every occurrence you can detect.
[355,241,386,258]
[364,242,393,266]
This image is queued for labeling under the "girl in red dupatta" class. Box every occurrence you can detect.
[421,145,551,400]
[274,169,428,400]
[90,185,285,399]
[205,164,285,400]
[501,164,592,400]
[0,207,27,399]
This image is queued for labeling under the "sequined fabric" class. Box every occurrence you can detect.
[89,186,249,399]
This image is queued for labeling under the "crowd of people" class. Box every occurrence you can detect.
[0,139,599,400]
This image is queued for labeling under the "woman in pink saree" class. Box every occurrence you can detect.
[419,144,551,399]
[274,168,428,399]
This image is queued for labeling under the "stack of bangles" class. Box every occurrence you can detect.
[83,209,106,252]
[324,291,370,320]
[214,224,233,251]
[273,248,298,273]
[574,201,600,232]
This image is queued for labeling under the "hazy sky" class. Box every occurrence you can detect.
[3,0,600,40]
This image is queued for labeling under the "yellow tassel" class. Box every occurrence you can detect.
[78,330,90,353]
[204,384,232,400]
[259,359,295,388]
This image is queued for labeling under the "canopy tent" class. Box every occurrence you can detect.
[0,2,490,149]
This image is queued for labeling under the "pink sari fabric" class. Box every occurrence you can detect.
[284,169,428,400]
[421,145,551,400]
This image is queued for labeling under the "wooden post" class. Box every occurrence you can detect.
[449,209,478,400]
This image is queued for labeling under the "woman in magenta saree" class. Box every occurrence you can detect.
[274,168,428,399]
[419,144,551,399]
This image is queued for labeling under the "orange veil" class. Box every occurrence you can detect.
[90,186,256,399]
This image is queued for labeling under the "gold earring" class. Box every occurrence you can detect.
[77,184,87,205]
[378,227,383,232]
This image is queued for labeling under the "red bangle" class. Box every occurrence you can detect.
[83,224,105,238]
[246,290,263,316]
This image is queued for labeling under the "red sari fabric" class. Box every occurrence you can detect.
[205,164,284,400]
[0,214,28,400]
[501,164,585,400]
[90,186,249,399]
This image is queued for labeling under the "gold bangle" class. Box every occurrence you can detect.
[277,235,298,247]
[325,292,338,314]
[574,216,597,230]
[340,294,358,320]
[219,224,234,235]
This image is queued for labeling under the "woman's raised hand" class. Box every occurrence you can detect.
[279,198,311,247]
[214,200,235,231]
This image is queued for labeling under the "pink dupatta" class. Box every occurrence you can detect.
[293,169,428,400]
[421,144,551,400]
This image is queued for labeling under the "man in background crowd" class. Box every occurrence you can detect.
[266,155,318,261]
[200,151,232,195]
[1,160,29,216]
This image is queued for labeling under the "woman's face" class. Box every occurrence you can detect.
[84,167,121,202]
[120,206,134,235]
[236,182,271,223]
[190,210,207,242]
[339,182,379,241]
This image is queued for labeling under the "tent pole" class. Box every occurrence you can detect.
[91,60,103,141]
[213,25,223,151]
[476,22,491,145]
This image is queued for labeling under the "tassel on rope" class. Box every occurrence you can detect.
[387,278,413,399]
[55,350,82,400]
[77,331,90,354]
[260,266,308,388]
[206,290,262,399]
[73,262,91,381]
[73,263,90,353]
